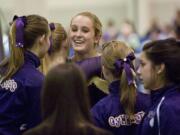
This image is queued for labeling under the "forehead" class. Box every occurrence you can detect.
[71,15,94,28]
[140,51,149,61]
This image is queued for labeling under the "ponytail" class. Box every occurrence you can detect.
[120,68,136,116]
[113,52,136,116]
[1,15,49,82]
[102,41,137,117]
[1,21,24,82]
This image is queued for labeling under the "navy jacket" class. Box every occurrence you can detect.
[91,80,150,135]
[0,51,43,135]
[23,123,113,135]
[138,84,180,135]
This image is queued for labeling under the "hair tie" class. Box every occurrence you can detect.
[48,23,56,54]
[13,15,27,48]
[114,53,135,85]
[49,23,55,31]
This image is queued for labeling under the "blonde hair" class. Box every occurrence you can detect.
[49,23,67,56]
[40,23,68,75]
[102,40,136,116]
[1,15,49,82]
[71,11,102,46]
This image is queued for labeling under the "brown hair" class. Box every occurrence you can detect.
[1,15,49,82]
[102,41,136,116]
[71,11,102,46]
[143,38,180,84]
[41,63,92,134]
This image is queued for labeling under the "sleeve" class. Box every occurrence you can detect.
[90,102,108,129]
[25,85,42,129]
[159,102,180,135]
[76,57,101,80]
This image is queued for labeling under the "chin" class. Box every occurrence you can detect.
[73,47,86,53]
[143,84,152,90]
[143,85,148,90]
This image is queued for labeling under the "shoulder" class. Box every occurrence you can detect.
[157,92,180,125]
[161,92,180,113]
[91,96,110,118]
[137,91,150,100]
[136,92,151,110]
[0,77,40,108]
[162,87,180,109]
[91,94,121,117]
[15,67,44,87]
[85,123,112,135]
[23,124,50,135]
[0,79,24,93]
[0,76,42,96]
[92,95,116,110]
[156,93,180,134]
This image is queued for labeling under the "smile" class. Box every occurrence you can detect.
[74,40,84,44]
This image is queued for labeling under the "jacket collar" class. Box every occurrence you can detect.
[24,51,40,68]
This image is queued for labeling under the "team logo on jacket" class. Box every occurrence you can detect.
[108,111,145,127]
[0,79,17,92]
[147,111,155,127]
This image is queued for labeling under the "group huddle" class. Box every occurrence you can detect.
[0,11,180,135]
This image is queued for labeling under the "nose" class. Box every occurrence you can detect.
[136,66,141,75]
[75,30,82,37]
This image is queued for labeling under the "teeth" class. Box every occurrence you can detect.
[74,40,84,44]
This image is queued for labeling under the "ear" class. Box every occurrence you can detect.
[39,34,46,45]
[155,63,165,74]
[94,35,100,44]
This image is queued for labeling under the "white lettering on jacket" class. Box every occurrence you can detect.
[108,111,145,127]
[0,79,17,92]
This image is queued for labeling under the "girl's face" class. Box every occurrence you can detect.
[69,15,98,54]
[138,52,158,90]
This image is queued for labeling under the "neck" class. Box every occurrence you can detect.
[73,50,99,61]
[151,79,170,91]
[45,54,65,71]
[50,55,66,64]
[27,47,39,58]
[51,51,66,61]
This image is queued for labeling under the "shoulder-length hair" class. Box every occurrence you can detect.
[41,63,92,135]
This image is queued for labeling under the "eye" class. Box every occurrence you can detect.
[140,61,145,67]
[71,26,77,32]
[82,27,89,33]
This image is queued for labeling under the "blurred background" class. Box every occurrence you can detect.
[0,0,180,61]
